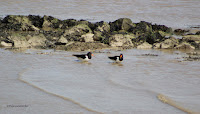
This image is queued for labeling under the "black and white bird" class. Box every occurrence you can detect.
[73,52,94,61]
[108,54,123,62]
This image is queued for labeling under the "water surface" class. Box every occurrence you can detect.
[1,48,199,113]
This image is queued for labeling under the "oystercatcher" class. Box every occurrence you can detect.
[108,54,123,62]
[73,52,94,61]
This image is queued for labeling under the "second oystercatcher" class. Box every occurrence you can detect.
[108,54,123,62]
[73,52,94,61]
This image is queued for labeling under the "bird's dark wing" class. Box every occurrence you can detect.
[108,56,118,61]
[73,54,86,59]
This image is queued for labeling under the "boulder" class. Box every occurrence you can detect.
[131,21,152,34]
[93,21,110,41]
[153,37,179,49]
[80,33,94,42]
[56,36,68,44]
[63,24,92,41]
[110,18,135,32]
[7,33,48,48]
[0,41,12,47]
[27,34,47,47]
[152,24,172,33]
[196,31,200,35]
[174,29,189,35]
[137,42,152,49]
[109,34,134,47]
[42,15,60,31]
[8,34,30,48]
[175,42,195,50]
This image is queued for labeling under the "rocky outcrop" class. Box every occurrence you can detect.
[0,15,199,51]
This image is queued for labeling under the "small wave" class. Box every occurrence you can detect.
[18,68,101,114]
[157,94,197,114]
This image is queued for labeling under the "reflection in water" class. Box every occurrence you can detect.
[111,62,123,66]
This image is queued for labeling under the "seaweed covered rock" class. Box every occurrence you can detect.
[132,31,165,46]
[174,29,189,35]
[196,31,200,35]
[152,24,172,33]
[131,21,152,34]
[110,18,135,32]
[42,15,62,31]
[1,15,39,31]
[93,21,110,41]
[63,24,92,41]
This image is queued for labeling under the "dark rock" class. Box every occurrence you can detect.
[174,29,189,35]
[152,24,172,33]
[110,18,135,32]
[196,31,200,35]
[28,15,43,28]
[131,21,152,34]
[133,31,164,45]
[42,15,61,30]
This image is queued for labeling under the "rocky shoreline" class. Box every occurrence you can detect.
[0,15,200,52]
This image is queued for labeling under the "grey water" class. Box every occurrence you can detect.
[0,48,200,113]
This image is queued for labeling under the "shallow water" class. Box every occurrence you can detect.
[1,48,200,113]
[0,0,200,28]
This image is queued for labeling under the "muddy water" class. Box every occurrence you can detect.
[0,48,200,113]
[0,0,200,28]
